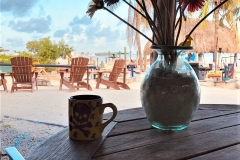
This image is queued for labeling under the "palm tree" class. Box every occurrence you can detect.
[199,0,240,70]
[127,0,152,71]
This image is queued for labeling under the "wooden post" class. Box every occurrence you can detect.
[97,58,98,69]
[124,47,127,68]
[130,51,131,61]
[214,0,220,71]
[230,53,233,63]
[195,53,198,62]
[217,51,221,68]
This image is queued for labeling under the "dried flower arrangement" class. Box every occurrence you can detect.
[86,0,228,64]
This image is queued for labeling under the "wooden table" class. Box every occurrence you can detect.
[27,104,240,160]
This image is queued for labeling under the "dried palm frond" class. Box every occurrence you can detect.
[86,0,104,18]
[104,0,120,6]
[104,0,121,10]
[198,0,210,28]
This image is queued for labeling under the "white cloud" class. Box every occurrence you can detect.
[100,23,107,29]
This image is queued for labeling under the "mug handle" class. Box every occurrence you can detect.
[100,103,117,132]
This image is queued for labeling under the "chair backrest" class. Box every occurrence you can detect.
[70,57,89,82]
[109,59,125,81]
[10,57,33,82]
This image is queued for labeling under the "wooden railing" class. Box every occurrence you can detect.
[0,63,96,69]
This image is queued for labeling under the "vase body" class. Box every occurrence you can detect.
[140,45,201,130]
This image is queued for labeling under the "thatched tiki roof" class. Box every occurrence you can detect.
[178,18,239,53]
[143,18,239,55]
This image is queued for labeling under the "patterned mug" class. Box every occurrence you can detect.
[68,95,117,140]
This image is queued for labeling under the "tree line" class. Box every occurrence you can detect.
[0,37,74,64]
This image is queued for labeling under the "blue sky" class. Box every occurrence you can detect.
[0,0,150,54]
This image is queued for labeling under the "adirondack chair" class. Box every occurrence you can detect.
[10,57,38,93]
[95,59,130,90]
[59,57,92,92]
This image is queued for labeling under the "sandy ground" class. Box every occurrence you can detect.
[0,72,240,159]
[1,73,239,126]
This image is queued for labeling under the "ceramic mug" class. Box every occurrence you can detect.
[68,95,117,140]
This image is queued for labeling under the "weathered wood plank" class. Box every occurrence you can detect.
[103,107,146,122]
[190,144,240,160]
[104,105,240,123]
[94,113,240,157]
[108,118,151,136]
[199,104,240,110]
[193,109,239,121]
[26,122,116,160]
[108,108,239,136]
[93,125,240,160]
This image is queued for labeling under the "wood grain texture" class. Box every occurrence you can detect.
[27,122,116,160]
[94,113,240,157]
[103,107,146,122]
[104,104,240,123]
[26,105,240,160]
[190,144,240,160]
[199,104,240,110]
[108,107,239,136]
[93,125,240,160]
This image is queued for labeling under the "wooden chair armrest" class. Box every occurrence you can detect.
[0,73,5,79]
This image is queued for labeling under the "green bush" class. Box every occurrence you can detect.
[0,54,13,63]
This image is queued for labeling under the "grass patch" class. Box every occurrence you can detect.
[2,124,11,128]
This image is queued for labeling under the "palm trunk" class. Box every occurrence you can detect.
[214,0,220,71]
[136,4,143,71]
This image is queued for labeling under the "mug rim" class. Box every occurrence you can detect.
[69,95,102,101]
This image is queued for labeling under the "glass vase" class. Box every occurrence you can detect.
[140,45,201,130]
